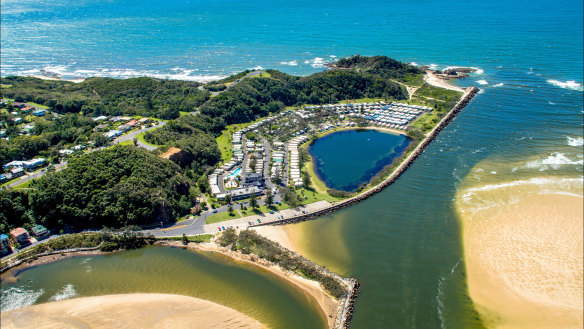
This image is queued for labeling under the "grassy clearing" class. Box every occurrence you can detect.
[117,140,134,146]
[158,234,214,243]
[179,111,191,117]
[215,118,266,163]
[414,83,463,101]
[1,84,12,88]
[206,211,242,224]
[12,180,33,189]
[248,72,272,79]
[399,73,426,87]
[135,131,161,147]
[410,111,440,133]
[27,102,50,109]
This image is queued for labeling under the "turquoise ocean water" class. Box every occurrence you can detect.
[1,0,583,328]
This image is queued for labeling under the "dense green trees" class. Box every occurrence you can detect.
[24,145,193,231]
[0,76,210,119]
[200,67,409,125]
[0,113,97,165]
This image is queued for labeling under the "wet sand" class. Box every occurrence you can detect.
[0,293,264,329]
[424,70,465,92]
[460,192,583,329]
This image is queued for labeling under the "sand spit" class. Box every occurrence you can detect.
[0,293,264,329]
[459,188,583,328]
[193,241,340,328]
[251,226,298,252]
[424,70,465,92]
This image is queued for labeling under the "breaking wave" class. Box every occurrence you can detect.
[547,79,583,91]
[524,152,583,171]
[476,80,488,85]
[49,284,79,302]
[567,136,584,147]
[0,287,44,312]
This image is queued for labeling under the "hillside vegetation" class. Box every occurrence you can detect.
[0,76,210,119]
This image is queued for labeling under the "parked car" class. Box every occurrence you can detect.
[269,211,274,214]
[213,209,217,213]
[222,226,226,230]
[218,227,222,231]
[257,219,261,223]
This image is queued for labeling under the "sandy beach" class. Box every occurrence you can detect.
[424,70,465,92]
[460,191,583,329]
[0,293,263,329]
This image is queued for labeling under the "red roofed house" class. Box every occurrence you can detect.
[126,120,138,127]
[10,227,30,246]
[21,106,34,114]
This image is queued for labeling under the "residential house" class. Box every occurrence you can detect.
[0,234,11,256]
[10,227,30,246]
[230,186,261,201]
[30,224,50,240]
[12,102,25,109]
[23,158,45,169]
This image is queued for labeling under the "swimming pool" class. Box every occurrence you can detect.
[226,167,241,179]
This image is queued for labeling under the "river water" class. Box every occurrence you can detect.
[1,246,326,328]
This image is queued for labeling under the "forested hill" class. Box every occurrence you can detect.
[0,76,210,119]
[332,55,424,82]
[199,65,411,125]
[28,145,192,230]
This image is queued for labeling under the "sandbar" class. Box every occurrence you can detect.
[461,193,583,329]
[0,293,264,329]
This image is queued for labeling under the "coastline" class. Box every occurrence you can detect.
[424,70,465,92]
[1,241,341,328]
[169,240,342,328]
[29,74,85,83]
[1,293,264,329]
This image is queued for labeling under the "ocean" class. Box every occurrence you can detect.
[1,0,582,328]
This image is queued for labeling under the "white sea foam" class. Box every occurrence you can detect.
[567,136,584,147]
[49,284,78,302]
[249,66,264,71]
[429,64,439,69]
[306,57,328,68]
[410,62,419,67]
[461,177,583,202]
[524,153,584,171]
[0,287,44,312]
[547,79,583,91]
[279,60,298,66]
[329,55,337,58]
[476,80,489,85]
[493,83,504,87]
[21,66,228,83]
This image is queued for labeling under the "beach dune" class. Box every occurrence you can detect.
[0,293,264,329]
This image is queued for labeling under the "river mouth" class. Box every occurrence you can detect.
[0,246,327,329]
[308,129,411,192]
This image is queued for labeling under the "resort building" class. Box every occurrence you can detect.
[229,186,261,201]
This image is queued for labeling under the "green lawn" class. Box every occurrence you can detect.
[12,180,33,189]
[157,234,214,243]
[206,211,242,224]
[135,131,162,147]
[410,111,440,133]
[27,102,50,110]
[179,111,191,117]
[248,72,272,79]
[117,140,134,146]
[414,83,463,101]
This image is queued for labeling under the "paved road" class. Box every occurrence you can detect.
[113,121,166,151]
[3,161,67,189]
